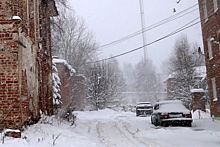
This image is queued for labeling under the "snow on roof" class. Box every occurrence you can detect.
[190,88,205,93]
[163,73,175,83]
[164,66,206,82]
[194,66,206,77]
[53,58,76,75]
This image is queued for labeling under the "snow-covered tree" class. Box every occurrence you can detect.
[122,63,136,92]
[164,34,205,108]
[134,59,158,101]
[52,62,61,110]
[85,59,125,110]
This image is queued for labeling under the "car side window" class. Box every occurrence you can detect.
[154,104,159,110]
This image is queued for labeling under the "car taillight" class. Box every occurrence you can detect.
[183,114,191,118]
[161,114,169,119]
[136,107,139,109]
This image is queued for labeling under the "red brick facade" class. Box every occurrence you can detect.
[56,63,72,110]
[191,90,206,112]
[53,58,85,111]
[0,0,57,137]
[198,0,220,117]
[72,75,85,110]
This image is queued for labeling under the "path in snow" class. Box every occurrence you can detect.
[73,109,220,147]
[2,109,220,147]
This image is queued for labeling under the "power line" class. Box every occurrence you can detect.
[87,3,215,64]
[98,4,199,50]
[88,17,200,64]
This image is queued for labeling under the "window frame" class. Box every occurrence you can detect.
[203,0,208,22]
[211,77,218,101]
[213,0,219,12]
[207,37,213,60]
[216,30,220,53]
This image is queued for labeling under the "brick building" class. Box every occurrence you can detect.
[53,57,85,111]
[0,0,58,137]
[53,58,75,110]
[198,0,220,117]
[72,75,85,110]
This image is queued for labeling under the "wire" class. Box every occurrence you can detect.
[88,17,200,64]
[98,4,199,50]
[87,3,216,64]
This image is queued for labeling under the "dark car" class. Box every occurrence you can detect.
[151,100,192,127]
[136,102,153,116]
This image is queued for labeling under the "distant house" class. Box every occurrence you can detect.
[198,0,220,117]
[164,66,208,110]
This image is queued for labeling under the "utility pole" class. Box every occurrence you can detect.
[139,0,148,62]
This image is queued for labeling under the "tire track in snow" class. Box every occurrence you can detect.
[114,115,164,147]
[96,120,142,147]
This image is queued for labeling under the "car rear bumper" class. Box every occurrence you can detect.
[161,118,192,125]
[136,109,153,114]
[161,118,192,121]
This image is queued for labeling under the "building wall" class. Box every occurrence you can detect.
[198,0,220,117]
[72,75,85,110]
[0,0,56,137]
[191,91,206,112]
[56,63,72,110]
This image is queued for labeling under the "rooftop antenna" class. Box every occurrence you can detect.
[139,0,148,62]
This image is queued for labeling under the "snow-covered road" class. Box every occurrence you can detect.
[2,109,220,147]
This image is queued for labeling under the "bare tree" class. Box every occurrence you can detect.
[51,5,98,74]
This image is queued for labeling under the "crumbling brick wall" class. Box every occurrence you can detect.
[72,75,85,110]
[0,0,57,137]
[56,63,72,110]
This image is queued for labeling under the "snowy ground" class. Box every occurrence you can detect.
[1,109,220,147]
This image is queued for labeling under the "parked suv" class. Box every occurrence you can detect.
[136,102,153,116]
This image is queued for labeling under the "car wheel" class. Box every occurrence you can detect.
[151,117,153,124]
[188,123,192,127]
[136,113,139,116]
[154,119,159,126]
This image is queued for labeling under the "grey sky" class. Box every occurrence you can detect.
[70,0,202,72]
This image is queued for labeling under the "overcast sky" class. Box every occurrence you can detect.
[69,0,202,72]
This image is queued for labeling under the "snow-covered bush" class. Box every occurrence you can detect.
[57,107,77,126]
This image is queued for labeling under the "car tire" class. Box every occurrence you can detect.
[188,123,192,127]
[151,117,153,124]
[154,119,159,126]
[136,113,139,116]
